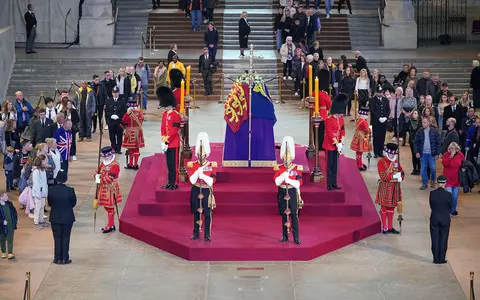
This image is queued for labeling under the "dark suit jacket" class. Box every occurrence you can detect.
[429,188,452,225]
[168,50,178,64]
[238,18,250,38]
[105,96,128,126]
[24,11,37,36]
[470,66,480,90]
[48,184,77,224]
[198,54,213,74]
[31,118,54,146]
[369,96,390,120]
[355,56,368,73]
[443,104,465,130]
[50,122,63,138]
[305,15,317,36]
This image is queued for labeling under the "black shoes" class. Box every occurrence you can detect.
[101,226,116,234]
[190,234,199,240]
[280,236,288,242]
[53,259,72,265]
[359,165,367,171]
[294,239,301,245]
[204,236,211,242]
[162,183,178,190]
[434,260,447,264]
[327,185,342,191]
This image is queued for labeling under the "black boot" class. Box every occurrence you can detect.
[280,236,288,242]
[191,233,199,240]
[162,183,172,189]
[204,236,211,242]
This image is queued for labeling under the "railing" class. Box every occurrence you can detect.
[23,271,31,300]
[378,0,389,47]
[107,0,119,45]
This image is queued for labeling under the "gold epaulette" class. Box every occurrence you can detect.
[187,161,194,168]
[211,161,218,168]
[297,165,303,171]
[273,164,279,171]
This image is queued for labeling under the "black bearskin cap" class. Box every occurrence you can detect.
[330,92,349,115]
[169,69,184,88]
[156,86,177,108]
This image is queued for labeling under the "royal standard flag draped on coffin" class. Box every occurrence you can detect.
[224,83,249,133]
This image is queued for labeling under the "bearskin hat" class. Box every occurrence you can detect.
[156,86,177,108]
[169,68,184,89]
[330,92,349,115]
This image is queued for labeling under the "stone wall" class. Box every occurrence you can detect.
[0,26,16,102]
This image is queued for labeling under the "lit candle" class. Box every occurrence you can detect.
[314,77,319,115]
[309,65,313,97]
[180,79,185,113]
[186,66,191,95]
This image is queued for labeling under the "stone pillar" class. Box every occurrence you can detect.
[79,0,114,47]
[382,0,417,49]
[0,26,15,101]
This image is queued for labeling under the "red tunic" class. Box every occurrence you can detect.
[96,161,123,207]
[273,164,304,187]
[161,109,182,148]
[441,152,464,187]
[322,115,345,151]
[173,88,186,112]
[350,118,372,152]
[187,160,217,185]
[121,110,145,149]
[375,157,404,207]
[315,91,332,120]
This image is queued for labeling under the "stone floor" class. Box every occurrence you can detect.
[0,98,478,300]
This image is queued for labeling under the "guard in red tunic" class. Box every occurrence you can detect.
[157,86,182,190]
[273,136,303,244]
[121,98,145,169]
[170,68,185,112]
[187,132,217,242]
[94,146,123,233]
[375,143,404,234]
[323,93,348,190]
[315,90,332,151]
[350,107,372,171]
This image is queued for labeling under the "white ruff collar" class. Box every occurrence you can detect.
[103,155,115,165]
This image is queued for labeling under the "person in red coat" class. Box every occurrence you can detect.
[350,107,372,171]
[323,93,348,190]
[121,98,145,170]
[315,90,332,151]
[157,86,182,190]
[94,146,122,234]
[375,143,404,234]
[170,68,185,112]
[441,142,464,217]
[273,136,303,244]
[187,132,217,242]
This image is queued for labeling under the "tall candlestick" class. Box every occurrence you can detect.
[314,77,319,115]
[309,65,313,97]
[186,66,191,95]
[180,79,185,113]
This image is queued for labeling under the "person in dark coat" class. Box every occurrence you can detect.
[167,44,179,64]
[470,60,480,109]
[91,75,108,134]
[238,11,251,57]
[369,85,390,157]
[429,175,452,264]
[354,50,369,74]
[24,4,37,54]
[199,47,214,95]
[443,95,465,131]
[291,18,306,44]
[30,108,54,147]
[104,86,128,154]
[0,194,18,260]
[204,23,219,61]
[48,170,76,264]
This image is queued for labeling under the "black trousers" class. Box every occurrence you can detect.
[78,112,92,138]
[430,219,450,263]
[61,160,69,181]
[409,136,420,171]
[277,187,299,240]
[51,223,73,262]
[206,8,214,21]
[152,0,160,7]
[191,186,211,237]
[327,150,339,187]
[108,122,123,152]
[473,88,480,109]
[338,0,352,11]
[165,147,179,185]
[283,60,292,77]
[92,106,104,132]
[315,121,325,151]
[202,71,213,94]
[372,119,387,156]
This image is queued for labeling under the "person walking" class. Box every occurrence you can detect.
[204,23,219,61]
[74,81,96,142]
[199,47,214,96]
[134,57,151,110]
[414,117,441,190]
[48,170,76,264]
[24,4,37,54]
[441,142,464,217]
[190,0,202,32]
[238,11,251,57]
[0,194,18,260]
[429,175,452,264]
[32,155,49,230]
[338,0,352,14]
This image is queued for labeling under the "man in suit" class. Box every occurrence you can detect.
[105,86,128,154]
[50,112,65,138]
[305,9,318,46]
[369,86,390,157]
[199,47,214,96]
[168,44,179,64]
[48,170,76,265]
[354,50,369,75]
[470,60,480,109]
[443,95,465,131]
[24,4,37,54]
[429,175,452,264]
[31,108,54,147]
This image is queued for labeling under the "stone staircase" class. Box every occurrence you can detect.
[156,0,225,9]
[6,58,134,101]
[317,14,351,50]
[147,11,224,51]
[348,14,381,50]
[114,0,150,47]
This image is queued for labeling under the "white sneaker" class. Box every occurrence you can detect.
[295,92,299,96]
[326,14,330,19]
[204,19,208,24]
[283,76,286,80]
[275,100,280,104]
[104,125,108,130]
[43,214,47,219]
[288,76,293,80]
[28,213,34,219]
[72,156,77,161]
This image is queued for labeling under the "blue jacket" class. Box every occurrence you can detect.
[414,127,441,156]
[13,99,34,127]
[0,201,18,234]
[466,126,479,149]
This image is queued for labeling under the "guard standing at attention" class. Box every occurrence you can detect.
[369,85,390,157]
[121,98,145,169]
[315,90,332,151]
[187,132,217,242]
[323,93,348,190]
[105,86,128,154]
[157,86,182,190]
[273,136,303,245]
[429,175,452,264]
[350,107,372,171]
[375,143,404,234]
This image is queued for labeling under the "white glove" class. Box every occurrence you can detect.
[95,174,101,184]
[199,173,214,186]
[161,143,168,153]
[393,172,402,181]
[369,125,373,131]
[111,114,119,120]
[336,142,343,153]
[285,178,300,190]
[379,117,387,123]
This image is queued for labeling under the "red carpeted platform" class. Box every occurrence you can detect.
[120,143,380,261]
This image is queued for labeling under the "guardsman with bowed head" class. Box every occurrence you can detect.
[273,136,303,245]
[187,132,217,242]
[170,69,185,112]
[350,107,372,171]
[94,146,123,233]
[429,175,452,264]
[315,90,332,151]
[323,93,348,190]
[375,143,404,234]
[157,86,182,190]
[121,97,145,170]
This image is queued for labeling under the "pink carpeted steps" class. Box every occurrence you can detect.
[120,144,381,261]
